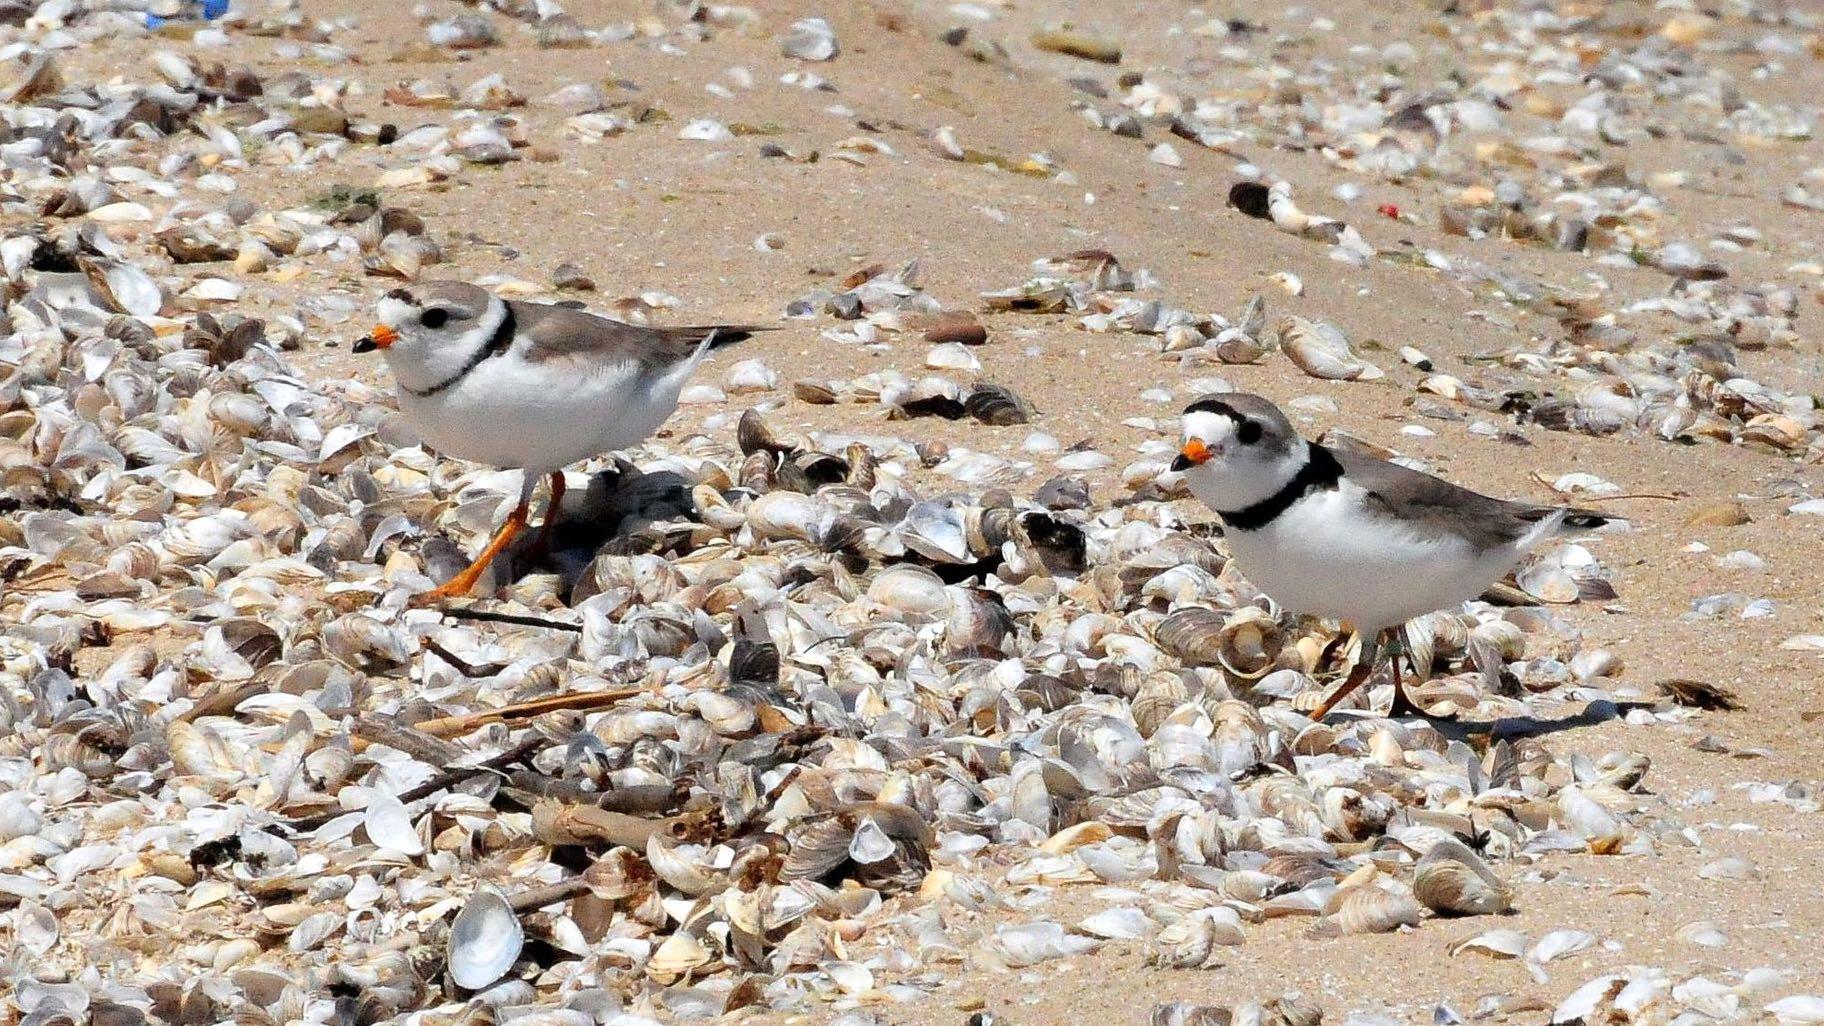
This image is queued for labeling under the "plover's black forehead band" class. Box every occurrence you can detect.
[383,287,418,305]
[1184,397,1244,419]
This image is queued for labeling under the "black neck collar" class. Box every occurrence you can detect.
[404,303,516,399]
[1213,442,1344,531]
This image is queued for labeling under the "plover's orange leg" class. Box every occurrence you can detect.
[416,491,531,604]
[1378,620,1451,715]
[1384,626,1429,718]
[1308,627,1382,721]
[1317,628,1352,677]
[532,471,566,559]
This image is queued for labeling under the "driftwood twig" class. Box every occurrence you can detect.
[506,877,591,913]
[281,734,549,833]
[505,772,684,815]
[530,799,689,849]
[422,637,509,677]
[440,607,583,632]
[412,687,645,738]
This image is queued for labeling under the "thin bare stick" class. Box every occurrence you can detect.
[439,607,583,632]
[506,877,591,913]
[412,687,646,738]
[1527,471,1683,505]
[1574,491,1682,503]
[354,715,466,763]
[281,735,548,833]
[423,637,509,677]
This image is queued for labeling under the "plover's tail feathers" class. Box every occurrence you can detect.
[1559,508,1617,531]
[672,324,774,374]
[1514,503,1621,530]
[670,324,773,351]
[1511,503,1621,552]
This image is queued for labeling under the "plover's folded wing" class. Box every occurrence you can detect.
[1330,445,1547,551]
[509,300,775,371]
[1332,442,1620,549]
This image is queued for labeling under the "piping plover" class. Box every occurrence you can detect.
[1169,392,1616,719]
[355,281,769,600]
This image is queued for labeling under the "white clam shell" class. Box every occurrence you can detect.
[1056,450,1113,471]
[1675,920,1727,948]
[1768,997,1824,1026]
[1277,316,1383,381]
[447,888,523,990]
[1529,928,1595,966]
[847,816,896,864]
[1517,560,1579,604]
[1078,906,1157,940]
[897,501,969,562]
[1325,880,1422,934]
[1556,786,1630,853]
[1449,928,1529,960]
[722,358,777,392]
[1553,974,1625,1024]
[648,932,712,981]
[781,16,839,61]
[925,342,980,371]
[0,793,44,842]
[679,118,733,142]
[645,836,718,895]
[362,795,424,856]
[993,920,1098,968]
[104,262,164,316]
[867,564,950,617]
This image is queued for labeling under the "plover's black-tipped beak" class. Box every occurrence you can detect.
[354,323,398,354]
[1172,438,1214,472]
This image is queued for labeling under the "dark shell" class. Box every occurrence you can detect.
[1228,181,1272,219]
[964,381,1035,426]
[1034,475,1091,511]
[898,394,967,420]
[737,408,793,456]
[1155,607,1227,666]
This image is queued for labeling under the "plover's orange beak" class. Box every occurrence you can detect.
[353,324,399,353]
[1170,438,1213,472]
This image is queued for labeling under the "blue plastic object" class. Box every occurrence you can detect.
[146,0,228,28]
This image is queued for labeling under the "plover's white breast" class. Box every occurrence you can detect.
[399,353,685,472]
[1213,480,1530,632]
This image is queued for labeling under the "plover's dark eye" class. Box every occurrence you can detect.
[420,308,449,329]
[1237,419,1263,445]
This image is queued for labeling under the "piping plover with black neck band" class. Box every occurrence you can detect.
[356,281,771,601]
[1170,392,1619,720]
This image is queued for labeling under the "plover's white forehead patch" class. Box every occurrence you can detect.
[1182,409,1238,441]
[377,295,416,327]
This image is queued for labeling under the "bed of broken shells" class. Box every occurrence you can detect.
[4,1,1824,1025]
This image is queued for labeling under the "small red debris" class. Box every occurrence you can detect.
[1377,203,1401,219]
